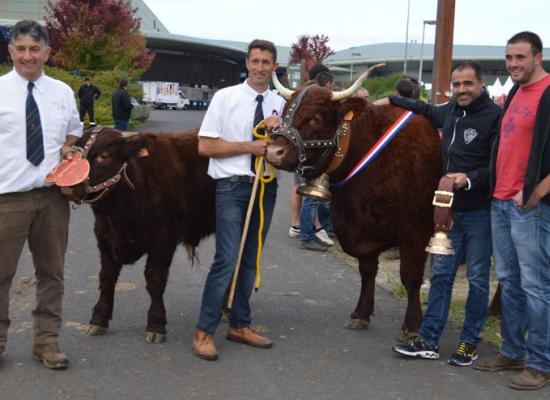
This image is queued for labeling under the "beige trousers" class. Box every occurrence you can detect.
[0,187,69,346]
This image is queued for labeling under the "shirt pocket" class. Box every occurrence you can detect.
[42,99,70,151]
[0,107,23,138]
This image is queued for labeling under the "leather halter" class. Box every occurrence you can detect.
[270,84,349,177]
[78,126,135,204]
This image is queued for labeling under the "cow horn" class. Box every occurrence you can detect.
[120,131,139,138]
[331,63,386,101]
[271,71,294,99]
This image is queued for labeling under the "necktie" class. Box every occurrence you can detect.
[26,82,44,166]
[251,94,264,173]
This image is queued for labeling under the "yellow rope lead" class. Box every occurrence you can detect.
[252,120,275,291]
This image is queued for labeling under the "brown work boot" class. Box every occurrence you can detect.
[226,326,273,349]
[509,367,550,390]
[192,328,218,361]
[473,352,525,372]
[0,344,5,363]
[32,343,69,370]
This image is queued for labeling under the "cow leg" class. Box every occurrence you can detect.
[87,251,123,336]
[398,242,427,341]
[345,256,379,330]
[143,246,176,344]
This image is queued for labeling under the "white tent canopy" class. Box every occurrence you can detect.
[502,76,514,94]
[487,77,504,98]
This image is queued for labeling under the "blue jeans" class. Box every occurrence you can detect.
[491,199,550,373]
[114,119,129,131]
[196,178,277,333]
[419,209,492,347]
[299,198,332,243]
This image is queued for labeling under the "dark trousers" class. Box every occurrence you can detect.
[114,119,129,131]
[0,187,69,346]
[196,178,277,333]
[79,102,95,123]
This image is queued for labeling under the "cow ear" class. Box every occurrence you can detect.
[121,135,154,160]
[337,98,366,121]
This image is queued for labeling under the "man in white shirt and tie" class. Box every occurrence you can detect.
[0,20,82,369]
[193,39,285,360]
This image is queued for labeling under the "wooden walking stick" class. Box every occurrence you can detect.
[225,157,263,311]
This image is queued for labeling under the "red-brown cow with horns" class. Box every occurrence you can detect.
[266,67,442,337]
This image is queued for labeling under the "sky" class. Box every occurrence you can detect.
[142,0,550,51]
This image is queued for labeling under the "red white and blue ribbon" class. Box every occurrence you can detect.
[333,110,415,186]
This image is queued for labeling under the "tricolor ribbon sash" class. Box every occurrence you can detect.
[332,110,415,186]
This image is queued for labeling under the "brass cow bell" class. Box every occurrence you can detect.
[297,173,332,202]
[425,231,455,255]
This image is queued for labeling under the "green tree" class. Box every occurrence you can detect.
[44,0,154,77]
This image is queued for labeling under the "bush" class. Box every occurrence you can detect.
[132,103,150,122]
[0,64,147,128]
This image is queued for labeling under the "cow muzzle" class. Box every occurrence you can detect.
[265,143,288,168]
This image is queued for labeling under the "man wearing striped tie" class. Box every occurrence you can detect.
[0,20,82,369]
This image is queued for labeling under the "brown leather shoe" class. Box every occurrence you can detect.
[473,352,525,372]
[226,327,273,349]
[192,328,218,361]
[32,343,69,369]
[510,367,550,390]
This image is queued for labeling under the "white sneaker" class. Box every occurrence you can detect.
[288,225,300,238]
[315,229,334,246]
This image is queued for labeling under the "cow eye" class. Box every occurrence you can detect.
[95,152,110,162]
[309,115,323,127]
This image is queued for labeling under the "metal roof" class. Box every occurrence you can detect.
[328,42,549,65]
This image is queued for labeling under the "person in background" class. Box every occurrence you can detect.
[297,64,335,252]
[111,79,133,131]
[0,19,83,369]
[355,87,369,99]
[288,173,304,238]
[473,31,550,392]
[77,77,101,127]
[395,78,416,98]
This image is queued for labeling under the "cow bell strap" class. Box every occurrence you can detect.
[325,111,354,174]
[432,175,456,233]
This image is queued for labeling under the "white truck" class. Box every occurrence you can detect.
[141,81,190,110]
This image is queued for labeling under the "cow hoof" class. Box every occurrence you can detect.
[146,331,166,344]
[86,324,108,336]
[344,319,369,330]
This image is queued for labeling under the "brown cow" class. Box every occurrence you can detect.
[65,127,216,343]
[266,71,442,337]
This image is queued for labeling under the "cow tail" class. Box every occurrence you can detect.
[185,244,199,266]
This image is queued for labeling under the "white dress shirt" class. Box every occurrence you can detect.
[0,69,83,194]
[199,80,286,179]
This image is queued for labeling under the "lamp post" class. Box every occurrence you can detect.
[418,20,437,84]
[403,0,411,75]
[349,52,362,81]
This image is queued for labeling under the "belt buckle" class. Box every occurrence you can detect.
[432,190,454,208]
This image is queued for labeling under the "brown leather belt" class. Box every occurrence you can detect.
[432,175,455,233]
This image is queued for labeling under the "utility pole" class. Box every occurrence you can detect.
[403,0,411,75]
[431,0,455,104]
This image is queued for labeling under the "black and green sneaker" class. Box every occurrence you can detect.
[448,341,478,367]
[392,335,440,359]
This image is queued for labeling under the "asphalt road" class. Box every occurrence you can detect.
[0,109,546,399]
